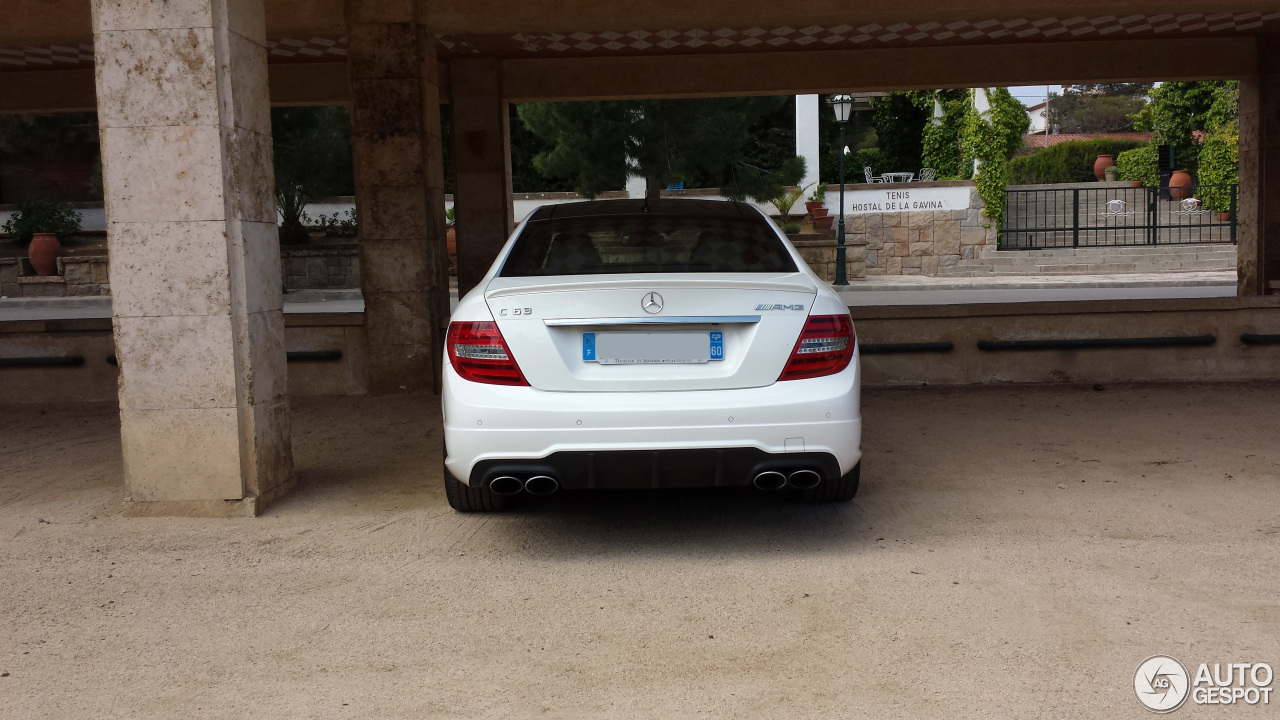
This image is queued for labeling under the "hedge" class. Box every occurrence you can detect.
[1007,138,1149,185]
[1115,145,1159,187]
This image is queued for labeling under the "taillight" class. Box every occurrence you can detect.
[778,314,855,381]
[446,321,528,386]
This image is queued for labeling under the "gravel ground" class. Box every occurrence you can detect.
[2,383,1278,719]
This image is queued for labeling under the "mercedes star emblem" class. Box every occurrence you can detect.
[641,292,664,314]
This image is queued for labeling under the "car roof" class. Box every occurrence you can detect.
[526,198,755,222]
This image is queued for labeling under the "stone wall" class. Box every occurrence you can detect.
[791,235,868,282]
[1,255,110,298]
[281,246,360,291]
[838,182,996,276]
[3,246,360,299]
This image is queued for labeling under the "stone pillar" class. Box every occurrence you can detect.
[450,58,514,298]
[346,0,450,393]
[92,0,292,514]
[1238,36,1280,296]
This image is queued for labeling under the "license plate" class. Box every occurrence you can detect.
[583,331,724,364]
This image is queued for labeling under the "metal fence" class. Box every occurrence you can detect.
[1002,184,1237,250]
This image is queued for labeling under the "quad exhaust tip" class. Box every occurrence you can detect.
[753,471,788,491]
[489,475,524,496]
[787,469,822,490]
[524,475,560,496]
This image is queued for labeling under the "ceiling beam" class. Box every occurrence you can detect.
[0,63,358,114]
[502,37,1258,102]
[426,0,1280,35]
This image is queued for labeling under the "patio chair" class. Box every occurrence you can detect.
[864,167,883,184]
[918,167,937,182]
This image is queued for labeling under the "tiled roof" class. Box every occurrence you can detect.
[1024,132,1153,149]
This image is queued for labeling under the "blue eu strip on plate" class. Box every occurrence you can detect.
[582,332,596,361]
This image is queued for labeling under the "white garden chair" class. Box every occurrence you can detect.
[864,167,883,184]
[918,168,937,182]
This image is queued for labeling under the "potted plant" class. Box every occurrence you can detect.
[275,181,310,244]
[805,185,826,215]
[1093,154,1114,181]
[1,197,82,276]
[770,182,813,225]
[1169,169,1194,200]
[1104,165,1119,182]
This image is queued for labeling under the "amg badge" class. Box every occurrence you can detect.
[755,303,805,311]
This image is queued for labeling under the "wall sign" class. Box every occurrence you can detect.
[841,186,971,215]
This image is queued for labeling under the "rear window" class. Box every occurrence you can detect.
[499,213,797,277]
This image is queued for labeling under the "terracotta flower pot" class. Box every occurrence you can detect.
[1093,154,1114,181]
[28,232,62,276]
[813,215,834,230]
[1169,170,1194,200]
[446,225,457,268]
[1131,180,1144,188]
[1216,211,1232,222]
[810,207,829,219]
[804,201,824,214]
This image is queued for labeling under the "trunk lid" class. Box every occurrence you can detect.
[485,273,816,392]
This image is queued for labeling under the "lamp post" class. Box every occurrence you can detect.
[828,94,854,285]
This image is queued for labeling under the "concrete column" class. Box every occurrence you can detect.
[91,0,293,514]
[1238,36,1280,296]
[346,0,450,393]
[795,94,820,191]
[450,59,515,298]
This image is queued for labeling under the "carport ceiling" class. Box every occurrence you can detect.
[2,0,1278,67]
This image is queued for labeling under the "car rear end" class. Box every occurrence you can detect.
[442,199,861,504]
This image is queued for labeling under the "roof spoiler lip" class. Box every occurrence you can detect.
[526,197,755,222]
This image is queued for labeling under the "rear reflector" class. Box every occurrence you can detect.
[778,314,856,381]
[446,321,529,386]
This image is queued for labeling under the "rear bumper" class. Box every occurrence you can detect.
[442,357,861,487]
[470,448,841,490]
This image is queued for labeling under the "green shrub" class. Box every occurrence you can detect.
[782,222,801,234]
[1115,145,1159,187]
[959,88,1028,240]
[1,197,82,245]
[852,147,885,180]
[311,208,359,237]
[1006,138,1148,185]
[1197,126,1238,212]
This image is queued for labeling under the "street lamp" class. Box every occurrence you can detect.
[828,94,854,285]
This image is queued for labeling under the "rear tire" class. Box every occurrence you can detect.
[798,462,860,504]
[444,464,510,512]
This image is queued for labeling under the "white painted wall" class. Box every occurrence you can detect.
[795,94,820,192]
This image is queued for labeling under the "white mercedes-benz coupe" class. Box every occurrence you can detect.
[442,198,861,511]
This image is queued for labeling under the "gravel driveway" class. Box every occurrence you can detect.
[2,383,1277,718]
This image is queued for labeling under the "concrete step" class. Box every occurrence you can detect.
[938,256,1236,276]
[977,243,1235,259]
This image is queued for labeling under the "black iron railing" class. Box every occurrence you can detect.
[1003,184,1237,250]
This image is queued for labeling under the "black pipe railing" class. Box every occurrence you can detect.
[287,350,343,361]
[978,335,1216,351]
[0,356,86,367]
[105,351,344,365]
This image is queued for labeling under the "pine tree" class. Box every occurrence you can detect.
[517,98,805,201]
